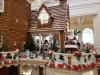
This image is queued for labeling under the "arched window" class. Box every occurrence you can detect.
[82,28,94,44]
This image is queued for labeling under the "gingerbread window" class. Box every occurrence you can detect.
[37,4,53,28]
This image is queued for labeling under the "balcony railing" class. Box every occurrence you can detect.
[53,53,96,65]
[0,50,96,71]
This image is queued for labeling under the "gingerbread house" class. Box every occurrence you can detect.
[29,0,69,51]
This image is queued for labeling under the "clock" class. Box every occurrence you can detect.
[0,0,4,12]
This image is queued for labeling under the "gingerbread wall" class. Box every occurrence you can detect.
[0,0,31,51]
[60,30,65,50]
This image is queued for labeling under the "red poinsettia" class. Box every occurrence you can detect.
[74,51,82,61]
[82,64,88,69]
[4,61,9,64]
[96,58,100,62]
[66,64,71,70]
[87,64,91,68]
[77,65,82,70]
[46,62,49,65]
[58,64,64,68]
[11,60,16,64]
[90,62,95,68]
[1,55,4,60]
[50,62,55,68]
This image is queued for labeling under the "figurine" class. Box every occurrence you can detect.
[35,52,38,58]
[43,52,46,59]
[51,55,56,62]
[66,30,77,41]
[30,52,34,59]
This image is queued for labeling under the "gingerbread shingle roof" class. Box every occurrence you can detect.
[29,4,69,32]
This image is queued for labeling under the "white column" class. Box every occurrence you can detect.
[93,3,100,53]
[19,64,22,75]
[39,34,41,48]
[78,33,82,43]
[49,33,51,44]
[38,0,41,5]
[43,67,46,75]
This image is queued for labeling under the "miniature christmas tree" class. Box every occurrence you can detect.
[26,34,36,52]
[51,38,59,52]
[40,46,44,55]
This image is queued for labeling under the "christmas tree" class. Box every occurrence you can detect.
[51,38,59,52]
[40,46,44,55]
[26,34,36,52]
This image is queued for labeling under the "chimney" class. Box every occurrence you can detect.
[59,0,67,5]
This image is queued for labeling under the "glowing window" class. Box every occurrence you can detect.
[82,28,94,44]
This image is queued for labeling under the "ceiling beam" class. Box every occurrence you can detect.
[77,17,84,25]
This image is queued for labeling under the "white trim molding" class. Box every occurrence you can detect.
[31,0,100,17]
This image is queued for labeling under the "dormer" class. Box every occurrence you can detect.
[37,4,53,28]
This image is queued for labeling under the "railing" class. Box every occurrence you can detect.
[0,51,18,64]
[0,51,16,60]
[0,50,96,70]
[53,53,96,65]
[0,50,96,64]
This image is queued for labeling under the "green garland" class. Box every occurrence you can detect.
[74,28,81,36]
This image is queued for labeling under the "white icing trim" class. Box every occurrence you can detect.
[65,45,77,48]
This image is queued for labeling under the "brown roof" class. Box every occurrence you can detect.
[29,4,69,32]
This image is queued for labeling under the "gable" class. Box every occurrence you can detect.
[29,4,69,32]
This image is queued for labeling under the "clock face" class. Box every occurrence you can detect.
[0,0,4,12]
